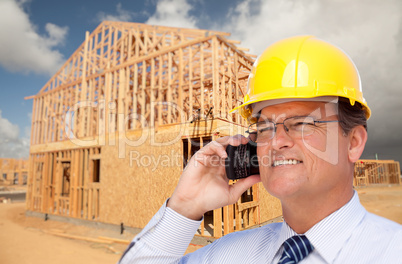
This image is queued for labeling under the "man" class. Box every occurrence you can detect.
[120,36,402,263]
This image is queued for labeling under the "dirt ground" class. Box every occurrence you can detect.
[355,185,402,224]
[0,185,401,264]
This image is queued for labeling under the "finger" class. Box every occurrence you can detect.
[227,175,261,204]
[240,135,250,145]
[216,134,247,147]
[196,134,249,161]
[199,141,227,159]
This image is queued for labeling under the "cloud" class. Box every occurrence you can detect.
[96,0,197,29]
[0,110,29,159]
[44,23,69,47]
[96,3,139,22]
[146,0,197,28]
[0,0,68,75]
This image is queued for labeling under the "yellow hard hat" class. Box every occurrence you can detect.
[231,35,371,120]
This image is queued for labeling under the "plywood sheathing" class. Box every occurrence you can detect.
[99,119,250,228]
[100,131,182,228]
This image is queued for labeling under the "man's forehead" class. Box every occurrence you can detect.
[252,96,338,116]
[257,100,338,120]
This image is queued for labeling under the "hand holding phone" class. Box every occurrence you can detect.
[225,142,260,180]
[168,135,261,220]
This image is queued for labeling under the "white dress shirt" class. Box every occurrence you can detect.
[119,191,402,263]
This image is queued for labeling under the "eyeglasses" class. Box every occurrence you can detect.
[247,116,340,143]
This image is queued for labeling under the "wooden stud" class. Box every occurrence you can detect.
[141,61,146,123]
[178,48,183,122]
[151,58,156,127]
[118,68,126,132]
[228,204,234,233]
[158,55,163,126]
[168,52,173,123]
[200,43,205,115]
[133,64,138,129]
[223,205,229,235]
[189,46,193,116]
[236,202,241,231]
[213,208,222,238]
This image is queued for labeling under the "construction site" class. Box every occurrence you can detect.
[23,21,278,238]
[0,21,400,263]
[9,20,399,238]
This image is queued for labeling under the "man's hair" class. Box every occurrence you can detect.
[338,97,367,134]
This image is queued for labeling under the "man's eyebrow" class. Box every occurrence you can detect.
[257,115,296,122]
[257,117,273,122]
[257,114,322,123]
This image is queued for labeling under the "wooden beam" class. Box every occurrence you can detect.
[24,95,36,100]
[45,230,112,244]
[98,236,130,245]
[237,200,259,212]
[226,39,241,44]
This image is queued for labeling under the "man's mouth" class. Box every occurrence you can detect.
[272,159,302,167]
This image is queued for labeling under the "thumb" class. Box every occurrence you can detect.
[228,175,261,204]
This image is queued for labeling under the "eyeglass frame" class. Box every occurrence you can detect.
[246,116,341,143]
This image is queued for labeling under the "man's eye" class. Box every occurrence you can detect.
[294,122,314,126]
[258,127,274,133]
[290,122,314,131]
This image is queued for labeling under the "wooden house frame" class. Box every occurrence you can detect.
[26,21,282,238]
[354,159,401,186]
[0,158,29,185]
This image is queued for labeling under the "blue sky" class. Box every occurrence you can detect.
[0,0,401,165]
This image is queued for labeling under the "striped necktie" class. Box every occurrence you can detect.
[278,235,314,264]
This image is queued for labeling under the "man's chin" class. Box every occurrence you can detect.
[263,176,306,200]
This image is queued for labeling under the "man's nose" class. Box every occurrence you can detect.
[271,124,294,150]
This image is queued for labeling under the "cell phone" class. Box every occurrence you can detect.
[225,142,259,180]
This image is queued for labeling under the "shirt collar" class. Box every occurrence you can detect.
[274,191,366,263]
[305,191,366,263]
[273,219,297,258]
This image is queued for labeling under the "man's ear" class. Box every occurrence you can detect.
[348,126,368,162]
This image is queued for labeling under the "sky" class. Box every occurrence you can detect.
[0,0,401,166]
